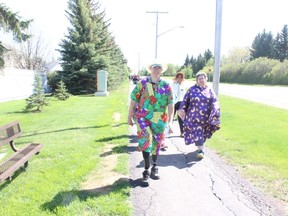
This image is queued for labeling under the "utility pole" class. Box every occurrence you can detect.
[213,0,223,96]
[146,11,168,59]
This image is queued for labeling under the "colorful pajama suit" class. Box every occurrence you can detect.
[130,76,173,155]
[179,84,220,145]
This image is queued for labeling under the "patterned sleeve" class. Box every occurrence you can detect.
[167,84,174,105]
[130,83,141,103]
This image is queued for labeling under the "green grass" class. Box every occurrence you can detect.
[0,82,131,216]
[206,95,288,201]
[0,82,287,215]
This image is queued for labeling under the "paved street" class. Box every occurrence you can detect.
[218,83,288,110]
[182,80,288,110]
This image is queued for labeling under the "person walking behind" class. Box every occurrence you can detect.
[172,71,186,137]
[128,61,174,186]
[178,71,220,159]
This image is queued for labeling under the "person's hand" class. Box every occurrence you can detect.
[178,109,186,120]
[168,122,173,134]
[127,116,134,126]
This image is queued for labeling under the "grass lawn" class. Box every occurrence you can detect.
[0,81,132,216]
[0,80,287,215]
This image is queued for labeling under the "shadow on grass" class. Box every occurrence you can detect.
[95,134,130,143]
[41,177,131,213]
[22,125,110,138]
[6,110,31,115]
[0,167,28,191]
[99,135,138,157]
[111,122,128,128]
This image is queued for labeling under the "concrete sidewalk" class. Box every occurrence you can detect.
[128,122,285,216]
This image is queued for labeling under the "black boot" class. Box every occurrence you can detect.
[150,165,160,180]
[142,169,150,186]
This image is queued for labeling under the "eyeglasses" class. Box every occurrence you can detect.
[152,66,162,70]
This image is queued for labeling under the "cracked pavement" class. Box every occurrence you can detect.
[128,124,285,216]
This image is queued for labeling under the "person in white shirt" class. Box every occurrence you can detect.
[172,72,186,137]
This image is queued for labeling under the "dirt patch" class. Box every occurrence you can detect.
[81,144,128,194]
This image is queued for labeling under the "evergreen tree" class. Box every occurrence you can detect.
[250,29,274,60]
[89,0,128,90]
[25,72,49,112]
[187,50,213,76]
[190,55,197,76]
[54,80,71,100]
[57,0,128,94]
[273,25,288,62]
[0,3,31,69]
[183,54,190,67]
[203,49,213,62]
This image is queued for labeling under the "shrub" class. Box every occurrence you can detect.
[54,80,71,101]
[25,72,49,112]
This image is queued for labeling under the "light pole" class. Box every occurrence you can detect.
[156,25,184,58]
[147,11,184,59]
[213,0,223,96]
[147,11,168,59]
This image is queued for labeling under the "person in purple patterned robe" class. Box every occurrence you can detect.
[178,71,220,159]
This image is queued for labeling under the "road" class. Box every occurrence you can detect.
[218,83,288,110]
[128,80,287,216]
[181,80,288,110]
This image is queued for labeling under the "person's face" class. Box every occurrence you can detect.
[150,66,163,77]
[176,75,183,81]
[197,75,207,86]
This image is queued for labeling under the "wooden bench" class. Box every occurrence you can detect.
[0,120,43,183]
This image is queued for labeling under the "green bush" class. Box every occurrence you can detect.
[241,57,278,84]
[25,72,49,112]
[54,80,71,101]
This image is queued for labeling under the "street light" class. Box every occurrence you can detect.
[156,25,184,59]
[147,11,184,59]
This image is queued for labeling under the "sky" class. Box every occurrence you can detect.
[1,0,288,72]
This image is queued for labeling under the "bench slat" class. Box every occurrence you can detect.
[0,143,43,183]
[0,120,22,147]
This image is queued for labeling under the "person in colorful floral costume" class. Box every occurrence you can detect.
[128,62,174,186]
[178,71,220,159]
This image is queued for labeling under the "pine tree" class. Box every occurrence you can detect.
[273,25,288,62]
[250,29,274,60]
[0,3,31,68]
[25,72,49,112]
[54,80,71,100]
[57,0,128,94]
